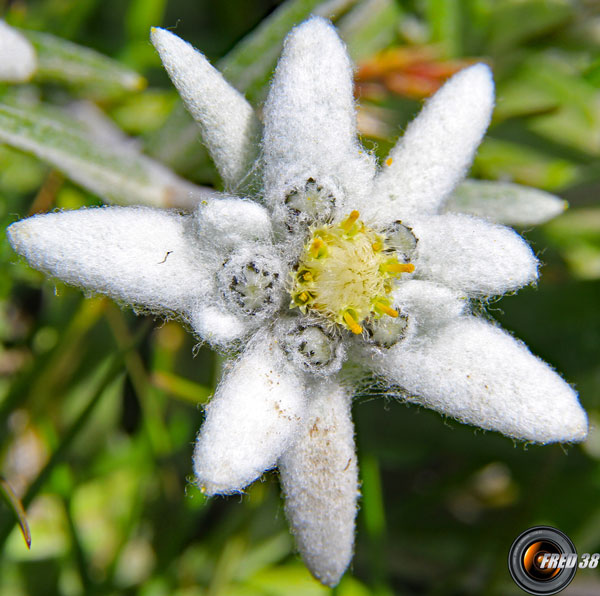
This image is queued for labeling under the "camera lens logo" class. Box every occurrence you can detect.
[508,526,577,595]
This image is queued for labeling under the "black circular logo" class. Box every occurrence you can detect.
[508,526,577,595]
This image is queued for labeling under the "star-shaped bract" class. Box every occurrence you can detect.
[7,18,587,587]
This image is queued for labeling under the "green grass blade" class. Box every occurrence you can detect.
[360,454,391,593]
[0,477,31,549]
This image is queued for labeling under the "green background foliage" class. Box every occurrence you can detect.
[1,0,600,594]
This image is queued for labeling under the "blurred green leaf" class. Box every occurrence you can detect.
[71,468,144,580]
[495,77,560,123]
[488,0,573,54]
[360,455,385,539]
[584,57,600,88]
[246,564,330,595]
[0,102,209,207]
[0,359,122,549]
[120,0,169,70]
[0,297,108,428]
[109,90,176,134]
[424,0,461,57]
[523,60,600,155]
[21,29,146,97]
[521,57,598,124]
[473,137,580,190]
[359,454,390,592]
[338,0,402,62]
[152,371,212,406]
[126,0,168,40]
[0,319,151,550]
[444,179,567,226]
[234,532,292,581]
[544,207,600,279]
[0,146,47,194]
[5,0,98,39]
[143,102,216,182]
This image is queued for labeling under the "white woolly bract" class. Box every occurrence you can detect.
[193,335,306,495]
[444,180,567,226]
[7,207,209,315]
[262,17,375,220]
[195,197,272,251]
[278,380,358,587]
[368,64,494,225]
[377,317,588,444]
[190,306,248,348]
[150,27,260,190]
[410,213,539,296]
[0,21,37,82]
[392,280,467,331]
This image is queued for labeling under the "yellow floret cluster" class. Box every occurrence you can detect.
[290,210,414,334]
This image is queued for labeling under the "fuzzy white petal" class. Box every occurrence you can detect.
[393,280,467,329]
[195,196,272,251]
[194,334,306,495]
[151,27,260,190]
[411,214,538,296]
[375,317,588,444]
[0,21,37,82]
[279,380,358,587]
[444,180,568,226]
[262,17,375,217]
[7,207,208,314]
[368,64,494,225]
[190,305,250,347]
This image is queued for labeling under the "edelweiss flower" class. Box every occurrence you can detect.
[7,17,588,587]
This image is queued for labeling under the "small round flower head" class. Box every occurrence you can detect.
[6,17,588,588]
[218,245,284,319]
[278,317,345,376]
[284,177,337,228]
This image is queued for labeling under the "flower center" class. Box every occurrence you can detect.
[289,210,415,334]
